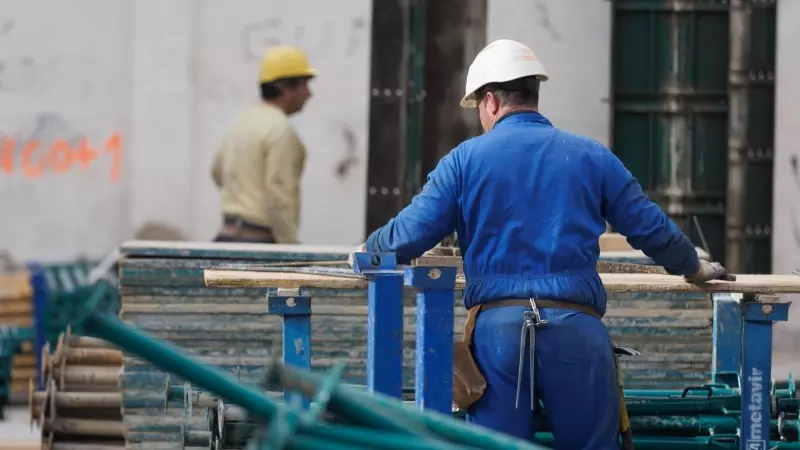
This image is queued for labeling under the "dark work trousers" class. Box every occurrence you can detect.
[465,306,620,449]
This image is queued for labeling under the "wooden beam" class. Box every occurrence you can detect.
[204,269,800,294]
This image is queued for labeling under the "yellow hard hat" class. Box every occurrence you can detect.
[258,45,317,84]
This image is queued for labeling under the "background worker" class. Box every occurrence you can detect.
[352,39,729,448]
[211,45,316,244]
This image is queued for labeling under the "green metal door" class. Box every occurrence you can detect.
[739,2,776,274]
[611,0,775,273]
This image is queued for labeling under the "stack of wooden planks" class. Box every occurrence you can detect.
[205,271,800,294]
[0,271,34,405]
[115,237,780,449]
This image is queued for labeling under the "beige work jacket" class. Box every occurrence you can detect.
[211,103,307,243]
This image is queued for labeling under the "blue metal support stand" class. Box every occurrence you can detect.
[404,266,457,414]
[739,294,790,450]
[26,263,49,391]
[352,252,404,399]
[712,293,742,387]
[267,287,312,408]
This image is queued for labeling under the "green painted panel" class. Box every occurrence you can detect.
[612,1,729,261]
[741,4,776,274]
[612,1,775,272]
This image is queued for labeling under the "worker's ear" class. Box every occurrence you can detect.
[485,91,501,114]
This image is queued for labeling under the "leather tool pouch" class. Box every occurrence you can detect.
[452,305,488,410]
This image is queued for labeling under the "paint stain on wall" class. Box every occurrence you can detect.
[335,126,359,179]
[790,155,800,248]
[239,16,367,62]
[1,113,123,181]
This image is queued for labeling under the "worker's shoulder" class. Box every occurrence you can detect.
[234,104,292,131]
[550,127,610,154]
[460,124,610,155]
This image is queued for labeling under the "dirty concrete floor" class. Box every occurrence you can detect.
[0,407,38,448]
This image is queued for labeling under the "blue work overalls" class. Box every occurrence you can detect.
[365,111,700,448]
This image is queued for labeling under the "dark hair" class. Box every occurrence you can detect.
[477,76,540,107]
[260,76,311,100]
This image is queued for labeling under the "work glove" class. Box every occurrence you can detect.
[347,243,367,270]
[684,260,729,284]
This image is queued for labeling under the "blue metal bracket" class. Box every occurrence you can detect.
[352,252,404,399]
[352,252,399,275]
[404,266,458,414]
[26,263,49,391]
[711,293,742,388]
[740,293,791,450]
[267,288,312,408]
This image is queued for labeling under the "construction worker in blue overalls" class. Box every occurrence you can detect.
[353,39,729,449]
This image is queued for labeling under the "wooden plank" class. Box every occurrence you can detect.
[413,251,711,276]
[0,271,31,300]
[120,240,353,260]
[0,443,39,450]
[204,269,800,294]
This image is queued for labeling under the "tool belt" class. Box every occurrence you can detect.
[219,215,276,242]
[452,298,602,410]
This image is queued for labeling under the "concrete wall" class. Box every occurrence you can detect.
[2,0,795,269]
[773,0,800,278]
[487,0,612,145]
[0,0,372,262]
[771,0,800,357]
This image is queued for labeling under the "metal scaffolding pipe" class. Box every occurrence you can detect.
[32,391,122,410]
[726,0,752,272]
[50,445,125,450]
[82,309,544,450]
[55,365,120,388]
[65,328,118,350]
[42,418,125,437]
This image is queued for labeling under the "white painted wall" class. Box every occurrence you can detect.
[3,0,796,271]
[487,0,612,145]
[773,0,800,277]
[771,0,800,352]
[0,0,372,262]
[0,0,133,262]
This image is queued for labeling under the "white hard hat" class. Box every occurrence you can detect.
[460,39,549,108]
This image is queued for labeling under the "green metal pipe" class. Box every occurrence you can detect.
[624,396,741,416]
[85,313,280,420]
[308,423,488,450]
[223,421,479,450]
[624,396,800,416]
[533,433,800,450]
[625,388,794,399]
[272,361,545,449]
[288,435,378,450]
[82,313,456,449]
[82,311,543,449]
[627,415,798,436]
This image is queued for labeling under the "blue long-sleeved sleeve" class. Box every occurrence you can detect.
[601,151,700,276]
[365,152,460,264]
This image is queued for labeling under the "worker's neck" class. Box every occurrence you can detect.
[489,106,539,130]
[500,106,539,116]
[264,99,293,115]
